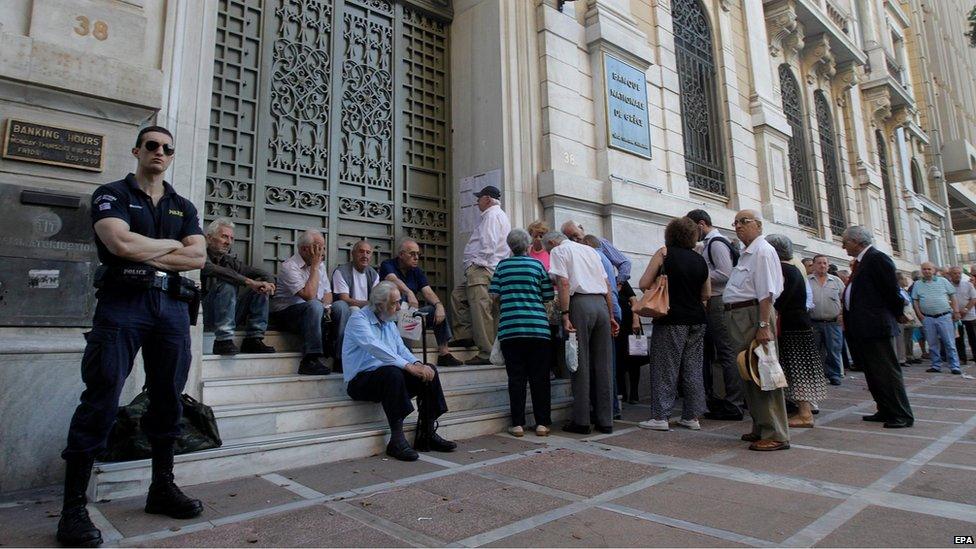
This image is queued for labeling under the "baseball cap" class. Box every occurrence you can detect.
[473,185,501,199]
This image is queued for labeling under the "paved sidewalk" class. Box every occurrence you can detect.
[3,365,976,547]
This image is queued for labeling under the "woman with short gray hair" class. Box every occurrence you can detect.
[767,234,828,428]
[489,229,555,437]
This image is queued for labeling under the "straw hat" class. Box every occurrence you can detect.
[737,339,762,386]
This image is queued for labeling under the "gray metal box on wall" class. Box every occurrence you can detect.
[0,184,97,326]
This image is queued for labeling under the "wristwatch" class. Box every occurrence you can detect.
[560,310,570,316]
[757,321,770,329]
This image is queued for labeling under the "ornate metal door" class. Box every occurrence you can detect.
[779,65,817,231]
[876,131,901,254]
[206,0,452,295]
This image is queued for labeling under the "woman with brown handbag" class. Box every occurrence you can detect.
[636,217,711,431]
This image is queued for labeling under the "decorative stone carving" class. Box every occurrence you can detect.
[802,34,836,84]
[765,1,803,60]
[720,0,734,12]
[863,88,892,126]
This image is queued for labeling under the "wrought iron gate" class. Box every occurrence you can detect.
[206,0,452,295]
[814,91,847,237]
[876,131,901,254]
[779,65,817,231]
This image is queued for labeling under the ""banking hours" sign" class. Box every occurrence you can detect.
[604,53,651,159]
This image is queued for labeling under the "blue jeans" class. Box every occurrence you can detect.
[203,280,269,341]
[414,304,453,347]
[271,301,329,356]
[812,321,844,381]
[922,314,960,371]
[330,301,359,358]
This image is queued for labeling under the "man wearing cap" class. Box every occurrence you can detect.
[723,210,789,451]
[451,185,511,364]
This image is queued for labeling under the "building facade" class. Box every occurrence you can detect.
[1,0,973,491]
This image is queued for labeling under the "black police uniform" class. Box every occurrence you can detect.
[62,173,203,460]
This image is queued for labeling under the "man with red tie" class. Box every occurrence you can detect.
[841,226,914,428]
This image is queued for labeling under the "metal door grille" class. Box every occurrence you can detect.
[206,0,452,296]
[672,0,726,197]
[779,65,817,231]
[814,91,847,237]
[876,131,901,254]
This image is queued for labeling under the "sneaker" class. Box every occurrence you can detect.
[535,425,550,437]
[676,418,701,430]
[240,337,275,354]
[638,419,670,431]
[952,369,963,375]
[828,378,842,386]
[437,353,463,366]
[926,367,941,373]
[508,426,524,438]
[212,339,239,355]
[298,355,331,375]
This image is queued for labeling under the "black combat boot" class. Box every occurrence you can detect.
[56,456,102,547]
[144,442,203,519]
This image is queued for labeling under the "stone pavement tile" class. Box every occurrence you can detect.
[795,427,932,458]
[97,475,302,538]
[486,507,741,547]
[619,403,652,423]
[139,503,406,547]
[814,505,974,547]
[719,446,900,488]
[0,496,63,547]
[278,453,443,495]
[911,406,974,423]
[823,414,954,438]
[909,396,976,411]
[932,442,976,467]
[485,448,663,497]
[600,428,737,460]
[613,474,842,543]
[435,434,543,465]
[414,473,513,501]
[892,464,976,505]
[817,396,868,410]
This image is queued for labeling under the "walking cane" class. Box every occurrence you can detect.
[413,309,430,366]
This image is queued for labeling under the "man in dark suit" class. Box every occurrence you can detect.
[841,226,914,428]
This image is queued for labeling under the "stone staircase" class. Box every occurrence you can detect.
[91,330,572,500]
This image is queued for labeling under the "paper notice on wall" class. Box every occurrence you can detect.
[459,169,502,233]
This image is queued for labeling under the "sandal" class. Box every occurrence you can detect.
[749,439,790,451]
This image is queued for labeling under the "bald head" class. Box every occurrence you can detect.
[733,209,763,245]
[560,220,584,243]
[920,262,936,280]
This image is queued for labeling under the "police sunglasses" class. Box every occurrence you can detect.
[143,140,176,156]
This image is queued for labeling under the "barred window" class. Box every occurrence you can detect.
[779,65,817,230]
[814,91,848,237]
[876,131,901,253]
[673,0,726,196]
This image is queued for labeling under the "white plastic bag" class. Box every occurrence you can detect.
[565,333,579,373]
[754,341,788,391]
[490,338,505,366]
[396,304,424,341]
[627,334,648,356]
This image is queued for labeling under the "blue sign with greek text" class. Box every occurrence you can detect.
[604,53,651,159]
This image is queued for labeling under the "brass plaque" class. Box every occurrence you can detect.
[2,119,105,172]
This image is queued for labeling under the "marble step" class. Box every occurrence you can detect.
[201,348,480,381]
[91,398,572,501]
[202,364,515,405]
[203,330,451,355]
[214,380,574,439]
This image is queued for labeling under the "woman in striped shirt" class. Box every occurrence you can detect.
[489,229,556,437]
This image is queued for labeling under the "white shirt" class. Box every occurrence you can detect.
[700,228,733,297]
[463,204,511,270]
[955,279,976,321]
[549,240,610,296]
[722,235,784,304]
[332,268,377,301]
[843,245,872,309]
[271,254,331,313]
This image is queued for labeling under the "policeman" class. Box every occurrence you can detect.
[57,126,207,547]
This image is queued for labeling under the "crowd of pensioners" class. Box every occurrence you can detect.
[202,184,967,460]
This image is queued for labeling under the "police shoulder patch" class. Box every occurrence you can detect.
[168,209,184,217]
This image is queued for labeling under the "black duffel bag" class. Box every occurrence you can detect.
[99,391,222,462]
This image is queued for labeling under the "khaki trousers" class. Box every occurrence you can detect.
[451,265,496,359]
[725,304,790,442]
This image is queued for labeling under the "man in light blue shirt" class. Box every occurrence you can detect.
[911,262,960,374]
[343,281,457,460]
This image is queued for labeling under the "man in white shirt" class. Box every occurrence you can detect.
[270,229,333,375]
[451,185,511,364]
[722,210,789,451]
[688,209,743,421]
[331,240,380,368]
[948,266,976,365]
[545,232,620,434]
